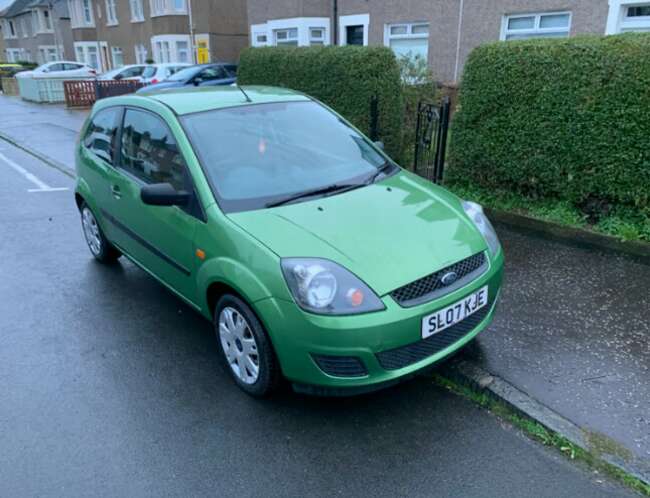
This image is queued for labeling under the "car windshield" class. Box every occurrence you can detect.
[167,66,199,81]
[181,100,390,212]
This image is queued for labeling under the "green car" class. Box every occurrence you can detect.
[75,86,504,396]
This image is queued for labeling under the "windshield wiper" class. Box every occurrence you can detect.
[266,183,362,208]
[364,161,392,185]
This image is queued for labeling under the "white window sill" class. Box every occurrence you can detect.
[106,21,119,26]
[150,11,187,17]
[131,18,144,23]
[71,23,96,29]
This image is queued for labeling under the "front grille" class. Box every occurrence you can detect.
[390,252,487,307]
[376,299,493,370]
[312,354,368,377]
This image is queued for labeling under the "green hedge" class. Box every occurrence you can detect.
[238,46,404,158]
[449,34,650,212]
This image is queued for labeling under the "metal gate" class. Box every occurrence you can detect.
[413,96,451,184]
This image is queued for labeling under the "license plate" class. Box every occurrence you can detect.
[421,286,488,339]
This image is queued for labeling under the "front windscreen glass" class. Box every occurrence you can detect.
[181,101,390,212]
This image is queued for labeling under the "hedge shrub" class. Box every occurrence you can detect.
[237,46,404,158]
[449,34,650,211]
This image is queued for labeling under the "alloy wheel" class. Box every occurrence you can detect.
[218,306,260,384]
[81,207,102,256]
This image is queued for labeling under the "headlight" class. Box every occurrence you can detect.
[281,258,385,315]
[462,201,501,257]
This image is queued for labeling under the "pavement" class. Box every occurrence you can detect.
[0,94,648,495]
[460,225,650,477]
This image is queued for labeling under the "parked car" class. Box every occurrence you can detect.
[99,65,151,82]
[0,63,27,78]
[137,63,236,93]
[142,63,191,85]
[74,86,504,397]
[15,61,96,79]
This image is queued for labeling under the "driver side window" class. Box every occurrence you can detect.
[119,109,187,192]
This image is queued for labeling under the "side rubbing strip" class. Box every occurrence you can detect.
[100,209,191,276]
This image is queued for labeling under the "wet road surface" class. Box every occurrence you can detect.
[0,141,639,497]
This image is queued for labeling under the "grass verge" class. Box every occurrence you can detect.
[432,373,650,496]
[445,181,650,243]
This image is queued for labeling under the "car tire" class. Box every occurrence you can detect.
[80,202,121,263]
[214,294,281,397]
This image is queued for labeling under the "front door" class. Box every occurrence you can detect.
[109,107,202,302]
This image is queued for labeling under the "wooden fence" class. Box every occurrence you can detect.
[64,80,144,108]
[0,77,19,96]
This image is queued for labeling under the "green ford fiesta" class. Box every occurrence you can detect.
[75,86,504,396]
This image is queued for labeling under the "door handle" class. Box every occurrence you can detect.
[111,184,122,199]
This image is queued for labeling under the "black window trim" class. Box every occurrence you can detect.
[82,104,124,167]
[113,104,207,223]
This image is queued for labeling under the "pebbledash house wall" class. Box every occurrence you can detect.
[69,0,248,71]
[247,0,614,82]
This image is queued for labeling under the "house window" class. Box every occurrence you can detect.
[105,0,118,25]
[309,27,325,45]
[6,48,22,62]
[134,43,148,63]
[111,46,123,67]
[75,42,100,69]
[385,22,429,62]
[130,0,144,21]
[150,0,186,16]
[502,12,571,40]
[21,17,29,37]
[152,35,190,62]
[9,20,16,37]
[176,41,189,62]
[621,3,650,32]
[68,0,95,27]
[275,28,298,46]
[83,0,93,24]
[43,9,52,30]
[39,45,59,63]
[253,33,267,46]
[346,25,364,45]
[32,11,38,33]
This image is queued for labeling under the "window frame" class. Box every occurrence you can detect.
[274,27,298,46]
[105,0,118,25]
[116,106,205,221]
[384,21,430,62]
[82,105,124,166]
[500,11,572,40]
[130,0,144,22]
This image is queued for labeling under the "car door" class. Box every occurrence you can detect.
[78,106,123,242]
[108,107,203,302]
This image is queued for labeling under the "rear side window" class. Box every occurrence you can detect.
[225,64,237,77]
[83,107,121,165]
[64,63,83,70]
[119,109,186,191]
[48,63,64,71]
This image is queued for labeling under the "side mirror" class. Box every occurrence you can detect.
[193,77,202,86]
[114,73,123,80]
[374,141,385,151]
[141,183,190,206]
[42,68,50,73]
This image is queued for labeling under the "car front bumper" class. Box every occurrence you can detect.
[254,249,504,395]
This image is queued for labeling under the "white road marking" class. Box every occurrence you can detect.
[27,187,70,193]
[0,150,68,192]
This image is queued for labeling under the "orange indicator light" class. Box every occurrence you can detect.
[196,249,206,260]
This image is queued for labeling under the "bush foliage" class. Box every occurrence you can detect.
[449,34,650,212]
[237,46,404,158]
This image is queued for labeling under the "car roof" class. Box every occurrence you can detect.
[125,85,310,116]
